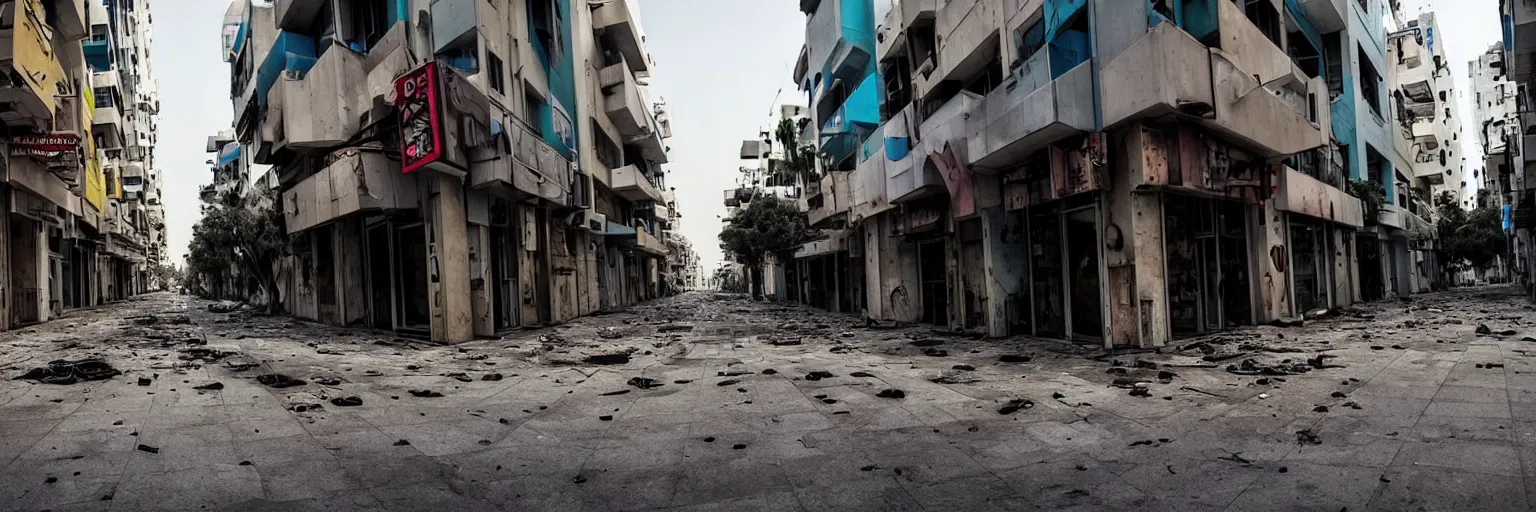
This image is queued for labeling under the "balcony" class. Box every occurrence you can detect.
[468,119,572,207]
[282,150,418,234]
[275,0,327,33]
[276,40,366,149]
[83,35,111,71]
[1274,165,1364,228]
[817,72,878,164]
[592,0,652,76]
[51,0,86,42]
[925,0,995,94]
[634,228,668,256]
[1101,12,1324,158]
[1296,0,1347,33]
[806,0,876,90]
[805,171,851,228]
[601,61,668,163]
[1510,0,1536,82]
[794,229,852,259]
[966,52,1095,172]
[0,0,66,132]
[612,164,664,203]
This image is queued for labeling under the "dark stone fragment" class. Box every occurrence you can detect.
[408,389,444,398]
[256,374,305,389]
[330,396,363,407]
[875,389,906,399]
[193,382,224,391]
[136,444,159,454]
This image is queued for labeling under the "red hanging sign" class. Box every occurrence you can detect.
[396,62,443,174]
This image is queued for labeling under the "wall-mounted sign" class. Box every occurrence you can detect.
[396,62,443,174]
[9,133,82,155]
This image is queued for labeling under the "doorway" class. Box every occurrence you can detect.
[1358,234,1383,301]
[395,223,430,330]
[1164,195,1253,336]
[1030,207,1065,338]
[365,220,393,330]
[489,201,519,331]
[1064,206,1103,341]
[918,239,947,326]
[1290,219,1330,314]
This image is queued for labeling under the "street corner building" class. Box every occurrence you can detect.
[741,0,1468,349]
[1495,0,1536,299]
[0,0,167,331]
[219,0,699,343]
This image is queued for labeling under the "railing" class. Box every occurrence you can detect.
[1289,146,1346,190]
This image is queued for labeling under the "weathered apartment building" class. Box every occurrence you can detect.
[219,0,695,343]
[752,0,1459,348]
[1495,0,1536,299]
[0,0,165,331]
[1469,41,1519,283]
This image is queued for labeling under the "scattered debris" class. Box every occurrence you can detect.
[805,371,836,381]
[657,324,694,333]
[408,389,444,398]
[393,440,411,446]
[875,389,906,399]
[848,372,874,378]
[136,444,159,454]
[1295,429,1322,446]
[600,390,631,396]
[598,415,614,421]
[1477,324,1493,335]
[256,374,306,389]
[998,398,1035,415]
[15,359,121,385]
[137,377,152,386]
[717,379,740,386]
[583,353,632,366]
[922,348,949,357]
[911,340,944,347]
[999,355,1032,363]
[329,396,363,407]
[192,382,224,391]
[626,377,662,390]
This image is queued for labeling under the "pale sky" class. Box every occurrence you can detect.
[152,0,1501,270]
[1397,0,1503,201]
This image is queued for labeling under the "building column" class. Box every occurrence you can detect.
[469,224,494,337]
[426,174,473,343]
[1106,130,1169,347]
[1252,205,1291,323]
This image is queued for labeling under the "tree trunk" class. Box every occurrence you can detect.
[750,263,764,301]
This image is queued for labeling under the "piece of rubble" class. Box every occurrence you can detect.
[408,389,444,398]
[1295,429,1322,445]
[922,348,949,357]
[256,374,306,389]
[849,372,875,378]
[583,353,631,365]
[657,324,694,333]
[600,390,630,396]
[330,396,363,407]
[136,444,159,454]
[15,359,121,385]
[1477,324,1493,335]
[805,371,836,381]
[875,389,906,399]
[998,399,1034,415]
[999,355,1032,363]
[192,382,224,391]
[626,377,662,390]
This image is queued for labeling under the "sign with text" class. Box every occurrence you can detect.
[396,62,443,174]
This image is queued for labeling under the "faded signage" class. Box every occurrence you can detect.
[396,62,443,174]
[9,133,82,154]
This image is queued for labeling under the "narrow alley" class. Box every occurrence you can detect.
[2,287,1536,511]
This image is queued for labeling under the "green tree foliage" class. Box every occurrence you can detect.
[772,117,818,187]
[719,195,815,299]
[1435,190,1508,274]
[1348,179,1385,226]
[185,186,287,312]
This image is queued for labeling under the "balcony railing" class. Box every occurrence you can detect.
[593,0,652,76]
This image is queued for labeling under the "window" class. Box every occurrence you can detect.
[590,120,621,169]
[487,51,505,94]
[337,0,391,52]
[1358,45,1382,117]
[1242,0,1281,47]
[524,91,544,134]
[94,87,113,108]
[1013,18,1045,68]
[1439,91,1447,101]
[1324,32,1343,99]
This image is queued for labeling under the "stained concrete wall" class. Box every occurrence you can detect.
[862,214,922,322]
[1108,130,1169,348]
[1254,204,1292,322]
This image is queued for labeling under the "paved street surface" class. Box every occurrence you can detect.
[2,288,1536,511]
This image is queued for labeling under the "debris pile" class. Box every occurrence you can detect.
[15,359,121,385]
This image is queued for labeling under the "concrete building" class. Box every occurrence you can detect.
[219,0,691,342]
[0,0,164,331]
[1498,0,1536,297]
[1470,42,1521,283]
[765,0,1452,347]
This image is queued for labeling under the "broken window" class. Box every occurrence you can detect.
[1013,17,1045,69]
[1242,0,1281,48]
[1323,32,1344,99]
[336,0,391,53]
[1358,44,1382,118]
[487,51,505,94]
[879,57,911,122]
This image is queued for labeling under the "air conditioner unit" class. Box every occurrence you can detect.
[567,208,608,234]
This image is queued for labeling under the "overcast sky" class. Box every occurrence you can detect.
[1396,0,1502,199]
[152,0,1502,270]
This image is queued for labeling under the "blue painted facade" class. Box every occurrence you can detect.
[528,0,578,159]
[806,0,879,165]
[254,32,318,110]
[1333,0,1396,202]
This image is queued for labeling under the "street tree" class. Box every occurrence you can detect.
[185,186,288,313]
[1434,190,1508,277]
[718,195,815,299]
